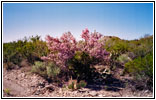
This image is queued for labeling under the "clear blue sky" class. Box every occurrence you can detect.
[3,3,153,42]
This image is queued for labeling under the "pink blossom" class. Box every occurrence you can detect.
[41,29,110,68]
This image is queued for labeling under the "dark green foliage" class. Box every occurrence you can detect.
[124,52,153,90]
[124,53,153,76]
[68,82,75,90]
[105,35,153,60]
[77,80,87,89]
[67,51,96,81]
[104,35,153,90]
[105,37,130,58]
[123,36,153,90]
[124,36,153,75]
[16,36,49,63]
[130,36,153,58]
[3,35,49,69]
[3,42,24,69]
[68,80,87,90]
[104,37,130,70]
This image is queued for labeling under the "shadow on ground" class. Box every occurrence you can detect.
[86,76,125,92]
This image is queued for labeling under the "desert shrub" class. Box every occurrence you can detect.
[68,82,75,90]
[3,51,23,67]
[3,35,49,69]
[4,88,10,95]
[68,79,77,90]
[46,63,60,78]
[130,40,152,59]
[104,37,130,70]
[3,43,21,64]
[124,52,153,77]
[18,36,49,64]
[31,61,60,80]
[3,42,23,70]
[41,29,109,67]
[128,35,153,58]
[105,37,129,58]
[77,80,87,89]
[68,79,87,90]
[117,54,131,65]
[67,51,96,81]
[120,35,153,91]
[104,35,153,70]
[31,61,47,77]
[41,29,110,81]
[124,52,153,90]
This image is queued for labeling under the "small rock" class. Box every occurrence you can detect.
[34,90,40,95]
[98,94,103,97]
[21,73,26,78]
[89,91,98,96]
[144,90,148,93]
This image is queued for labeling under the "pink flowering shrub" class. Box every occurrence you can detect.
[41,32,77,67]
[80,29,110,62]
[41,29,110,80]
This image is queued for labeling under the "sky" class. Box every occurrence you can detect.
[3,3,153,42]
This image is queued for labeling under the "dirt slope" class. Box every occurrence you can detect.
[3,67,153,97]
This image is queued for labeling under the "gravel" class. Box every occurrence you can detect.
[3,67,153,97]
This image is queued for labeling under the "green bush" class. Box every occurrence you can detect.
[3,43,23,70]
[68,80,87,90]
[105,37,130,58]
[124,52,153,90]
[105,35,153,59]
[129,35,153,58]
[31,61,60,80]
[17,36,49,63]
[46,63,60,78]
[104,37,130,69]
[3,43,22,64]
[117,54,131,65]
[3,51,23,69]
[3,35,49,69]
[4,88,10,95]
[31,61,47,77]
[77,80,87,89]
[68,82,75,90]
[104,35,153,90]
[67,51,95,81]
